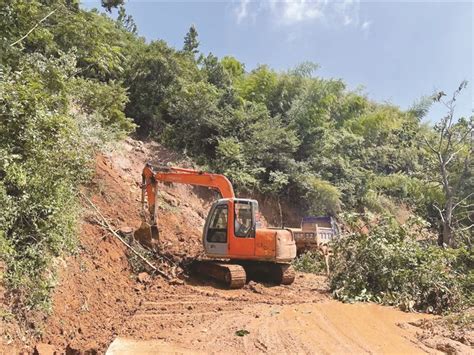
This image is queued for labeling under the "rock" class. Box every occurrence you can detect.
[169,278,184,286]
[118,226,134,236]
[34,343,56,355]
[161,193,179,207]
[248,281,263,294]
[137,272,152,284]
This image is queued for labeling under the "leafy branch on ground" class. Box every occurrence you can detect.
[329,215,473,314]
[293,251,328,274]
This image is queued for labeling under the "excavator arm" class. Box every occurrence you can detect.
[137,164,235,248]
[142,163,234,208]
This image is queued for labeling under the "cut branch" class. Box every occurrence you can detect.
[80,192,172,280]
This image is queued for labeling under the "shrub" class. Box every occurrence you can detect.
[330,215,470,313]
[296,174,342,216]
[0,52,134,312]
[293,251,327,274]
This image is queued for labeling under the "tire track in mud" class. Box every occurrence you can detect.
[110,274,436,354]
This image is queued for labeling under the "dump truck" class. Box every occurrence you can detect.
[290,216,339,254]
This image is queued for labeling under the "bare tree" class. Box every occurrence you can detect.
[424,81,473,246]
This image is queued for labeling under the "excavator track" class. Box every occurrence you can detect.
[278,264,296,285]
[192,261,246,289]
[239,262,296,286]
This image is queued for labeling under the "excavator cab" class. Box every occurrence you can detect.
[203,199,258,257]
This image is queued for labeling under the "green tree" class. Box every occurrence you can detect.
[202,53,231,89]
[221,56,245,81]
[101,0,125,12]
[125,40,182,134]
[236,65,278,104]
[165,81,222,159]
[183,24,199,55]
[423,82,473,246]
[117,5,138,34]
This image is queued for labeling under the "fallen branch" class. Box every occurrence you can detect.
[80,192,171,280]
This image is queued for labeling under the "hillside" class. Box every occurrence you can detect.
[1,1,472,353]
[0,138,470,354]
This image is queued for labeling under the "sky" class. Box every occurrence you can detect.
[83,0,473,122]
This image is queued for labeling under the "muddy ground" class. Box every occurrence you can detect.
[0,138,471,354]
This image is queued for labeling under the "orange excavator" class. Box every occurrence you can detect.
[136,163,297,288]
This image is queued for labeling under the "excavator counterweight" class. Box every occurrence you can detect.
[136,164,297,288]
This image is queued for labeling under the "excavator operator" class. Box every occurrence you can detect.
[234,203,253,237]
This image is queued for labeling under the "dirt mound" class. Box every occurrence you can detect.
[410,310,473,354]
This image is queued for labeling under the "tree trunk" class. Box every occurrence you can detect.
[277,195,283,228]
[439,157,454,247]
[442,198,454,246]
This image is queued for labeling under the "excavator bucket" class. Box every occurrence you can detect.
[134,164,160,250]
[134,221,159,250]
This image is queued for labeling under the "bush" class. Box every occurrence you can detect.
[0,52,134,312]
[296,175,342,215]
[293,251,327,274]
[330,215,471,313]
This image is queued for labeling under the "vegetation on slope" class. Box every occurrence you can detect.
[0,0,472,318]
[329,215,472,313]
[0,1,135,311]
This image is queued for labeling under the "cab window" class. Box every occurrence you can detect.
[206,205,228,243]
[234,201,254,238]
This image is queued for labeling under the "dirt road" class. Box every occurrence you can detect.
[105,273,435,354]
[108,302,433,354]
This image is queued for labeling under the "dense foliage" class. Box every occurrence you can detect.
[329,215,473,313]
[293,251,327,274]
[0,0,134,310]
[0,0,471,316]
[114,16,472,237]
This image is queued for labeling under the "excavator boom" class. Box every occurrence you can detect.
[142,164,234,207]
[138,164,235,248]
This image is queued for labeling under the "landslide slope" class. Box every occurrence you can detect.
[39,138,212,352]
